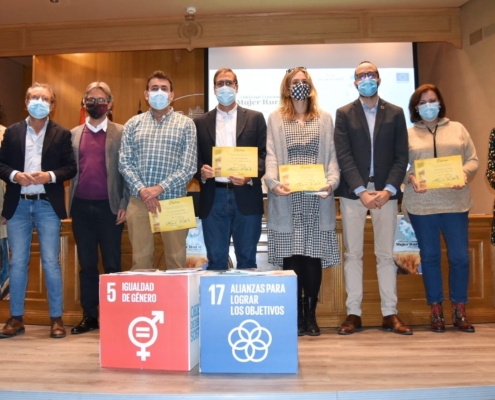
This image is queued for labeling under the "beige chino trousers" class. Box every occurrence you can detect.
[127,196,188,270]
[339,183,399,317]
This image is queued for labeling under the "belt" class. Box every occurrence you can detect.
[368,176,374,182]
[215,181,235,189]
[20,193,48,200]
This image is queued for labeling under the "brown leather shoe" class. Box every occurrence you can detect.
[452,303,475,333]
[50,317,66,338]
[382,314,413,335]
[0,317,25,339]
[338,314,362,335]
[430,303,445,333]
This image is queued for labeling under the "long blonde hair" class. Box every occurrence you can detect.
[279,67,319,121]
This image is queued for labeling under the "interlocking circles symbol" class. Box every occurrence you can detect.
[228,319,272,363]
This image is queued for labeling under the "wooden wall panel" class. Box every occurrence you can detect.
[317,216,494,328]
[21,63,32,120]
[25,19,188,53]
[33,50,205,129]
[368,9,461,45]
[318,219,347,327]
[0,221,75,324]
[193,14,364,47]
[1,215,492,327]
[0,9,461,57]
[0,28,24,53]
[0,58,25,126]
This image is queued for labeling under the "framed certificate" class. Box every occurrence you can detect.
[149,196,197,233]
[278,164,327,192]
[414,155,464,190]
[212,147,258,178]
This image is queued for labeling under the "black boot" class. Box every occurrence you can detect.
[298,297,306,336]
[304,297,321,336]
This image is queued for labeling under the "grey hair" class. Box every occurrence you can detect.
[25,82,56,104]
[83,81,113,103]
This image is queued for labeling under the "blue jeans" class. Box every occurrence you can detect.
[202,188,262,270]
[7,198,63,317]
[408,211,469,305]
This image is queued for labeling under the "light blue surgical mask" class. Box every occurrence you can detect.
[357,78,378,97]
[215,86,236,107]
[27,99,51,119]
[418,102,440,122]
[148,90,169,110]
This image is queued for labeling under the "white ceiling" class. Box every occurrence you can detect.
[1,0,471,26]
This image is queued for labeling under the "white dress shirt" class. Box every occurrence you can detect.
[215,105,237,183]
[10,117,56,194]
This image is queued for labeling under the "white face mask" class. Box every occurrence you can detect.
[148,90,169,110]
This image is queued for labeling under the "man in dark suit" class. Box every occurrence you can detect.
[195,68,267,270]
[334,61,412,335]
[69,82,128,335]
[0,83,76,339]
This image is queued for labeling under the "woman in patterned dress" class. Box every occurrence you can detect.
[264,67,341,336]
[487,128,495,246]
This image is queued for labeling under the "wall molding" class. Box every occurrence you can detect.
[0,8,461,57]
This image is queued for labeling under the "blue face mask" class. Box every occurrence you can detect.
[215,86,236,107]
[27,99,51,119]
[148,90,169,110]
[357,78,378,97]
[418,102,440,122]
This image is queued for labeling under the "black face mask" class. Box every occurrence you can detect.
[85,103,108,119]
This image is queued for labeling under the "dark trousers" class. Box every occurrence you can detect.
[72,197,124,318]
[283,255,322,298]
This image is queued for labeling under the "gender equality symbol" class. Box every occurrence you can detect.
[128,310,164,361]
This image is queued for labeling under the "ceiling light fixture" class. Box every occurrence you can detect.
[186,7,196,14]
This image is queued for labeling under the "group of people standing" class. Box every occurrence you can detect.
[0,59,487,340]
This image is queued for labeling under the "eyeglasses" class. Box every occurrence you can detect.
[214,80,236,88]
[149,86,170,93]
[85,97,108,105]
[355,72,378,81]
[286,67,307,74]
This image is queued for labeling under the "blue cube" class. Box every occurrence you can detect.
[200,271,298,373]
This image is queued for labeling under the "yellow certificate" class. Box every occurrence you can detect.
[279,164,327,192]
[212,147,258,178]
[149,196,197,233]
[414,155,464,190]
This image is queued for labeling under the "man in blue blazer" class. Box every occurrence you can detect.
[195,68,267,270]
[334,61,411,335]
[0,83,76,339]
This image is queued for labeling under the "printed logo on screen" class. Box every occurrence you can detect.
[396,72,410,82]
[128,310,164,361]
[228,319,273,363]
